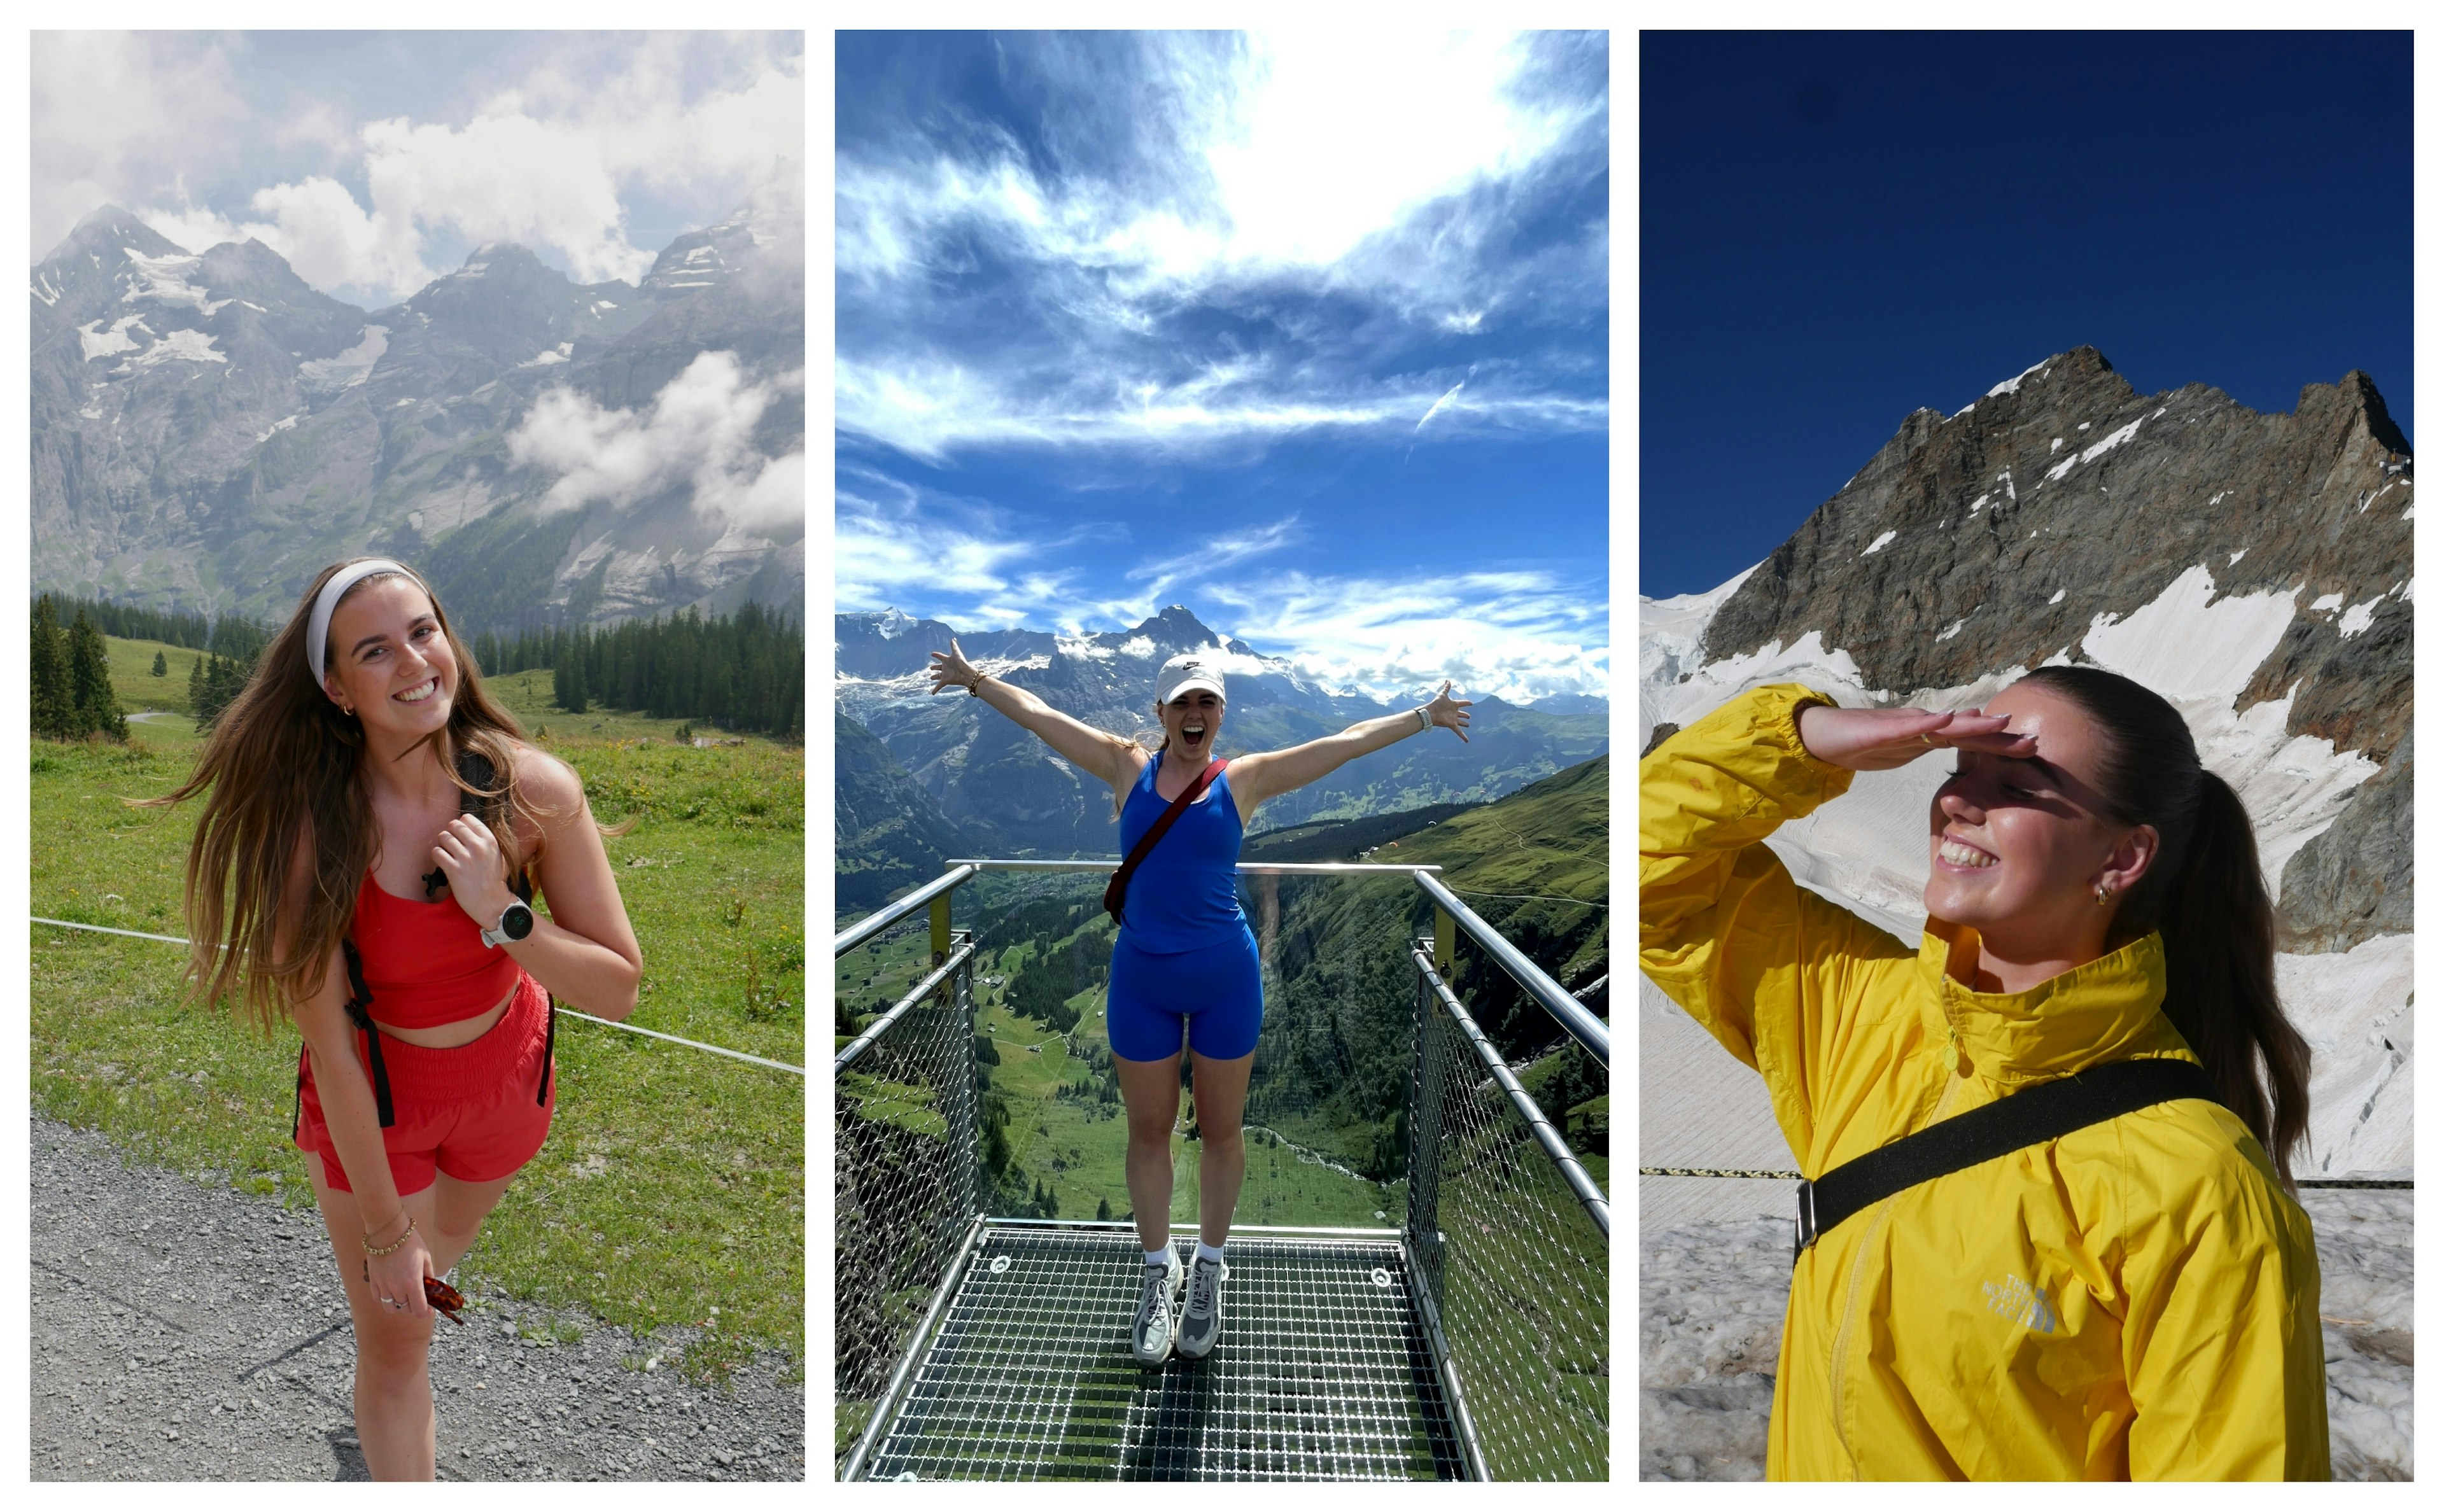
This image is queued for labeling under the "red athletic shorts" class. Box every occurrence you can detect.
[293,972,557,1196]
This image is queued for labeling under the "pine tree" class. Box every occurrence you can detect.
[151,649,169,676]
[31,596,72,740]
[188,652,206,725]
[66,609,126,741]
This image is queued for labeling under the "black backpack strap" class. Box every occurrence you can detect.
[339,937,396,1130]
[537,990,556,1107]
[291,1044,307,1142]
[1794,1058,2223,1266]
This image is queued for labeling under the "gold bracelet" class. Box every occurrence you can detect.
[968,675,989,697]
[362,1214,419,1258]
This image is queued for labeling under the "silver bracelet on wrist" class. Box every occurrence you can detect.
[1415,705,1432,732]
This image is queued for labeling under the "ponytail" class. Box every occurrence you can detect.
[2149,771,2311,1189]
[2016,666,2312,1189]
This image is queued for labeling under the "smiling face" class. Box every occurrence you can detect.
[321,576,456,740]
[1159,688,1225,759]
[1923,681,2157,956]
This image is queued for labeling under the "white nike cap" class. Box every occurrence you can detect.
[1155,653,1226,705]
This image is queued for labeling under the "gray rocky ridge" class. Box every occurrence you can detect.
[1701,346,2412,952]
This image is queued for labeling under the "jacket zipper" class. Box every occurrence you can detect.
[1827,1037,1970,1475]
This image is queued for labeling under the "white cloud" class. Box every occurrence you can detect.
[46,34,803,300]
[508,352,803,539]
[835,353,1605,463]
[1200,567,1609,704]
[838,32,1592,297]
[31,34,248,259]
[1125,517,1304,599]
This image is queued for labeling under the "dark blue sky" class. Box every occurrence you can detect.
[1640,31,2412,599]
[835,32,1610,703]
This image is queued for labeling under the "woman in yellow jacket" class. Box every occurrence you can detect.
[1640,670,2328,1480]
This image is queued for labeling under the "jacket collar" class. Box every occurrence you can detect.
[1916,920,2193,1088]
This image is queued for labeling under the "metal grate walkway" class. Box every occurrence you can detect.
[860,1225,1466,1481]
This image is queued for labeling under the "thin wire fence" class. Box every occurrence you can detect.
[1408,944,1610,1482]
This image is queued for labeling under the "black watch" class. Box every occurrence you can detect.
[482,899,535,948]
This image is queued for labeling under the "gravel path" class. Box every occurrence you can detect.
[31,1116,805,1481]
[1640,1190,2412,1481]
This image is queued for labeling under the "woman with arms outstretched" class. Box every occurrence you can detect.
[149,559,642,1479]
[1640,671,2326,1479]
[931,640,1471,1366]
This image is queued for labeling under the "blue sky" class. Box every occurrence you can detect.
[834,31,1610,704]
[32,31,803,307]
[1641,31,2412,600]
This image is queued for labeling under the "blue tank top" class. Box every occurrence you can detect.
[1115,750,1249,952]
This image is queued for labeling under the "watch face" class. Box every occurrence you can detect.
[501,902,535,941]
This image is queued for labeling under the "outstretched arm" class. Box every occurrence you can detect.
[929,636,1141,792]
[1230,682,1472,813]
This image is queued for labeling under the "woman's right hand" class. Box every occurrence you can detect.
[363,1223,435,1320]
[1794,702,2035,772]
[927,638,980,696]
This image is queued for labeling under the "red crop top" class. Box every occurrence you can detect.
[351,871,523,1028]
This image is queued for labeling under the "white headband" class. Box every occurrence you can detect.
[306,559,418,685]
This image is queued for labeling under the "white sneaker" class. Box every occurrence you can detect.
[1132,1248,1184,1367]
[1176,1254,1227,1360]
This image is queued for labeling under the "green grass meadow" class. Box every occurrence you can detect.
[33,643,805,1382]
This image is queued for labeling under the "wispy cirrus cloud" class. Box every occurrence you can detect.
[834,30,1607,465]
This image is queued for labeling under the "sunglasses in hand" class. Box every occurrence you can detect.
[425,1275,468,1326]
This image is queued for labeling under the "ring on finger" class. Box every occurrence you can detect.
[1920,733,1935,746]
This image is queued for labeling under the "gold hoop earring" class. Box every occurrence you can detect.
[2095,883,2112,906]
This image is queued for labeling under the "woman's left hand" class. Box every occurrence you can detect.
[1426,682,1473,743]
[432,814,516,930]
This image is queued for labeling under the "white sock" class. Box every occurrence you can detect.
[1196,1241,1226,1266]
[1145,1247,1172,1267]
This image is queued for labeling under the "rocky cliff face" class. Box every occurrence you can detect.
[31,200,803,629]
[1641,348,2414,1174]
[1696,346,2412,952]
[837,605,1611,855]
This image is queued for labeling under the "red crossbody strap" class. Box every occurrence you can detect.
[1104,757,1227,925]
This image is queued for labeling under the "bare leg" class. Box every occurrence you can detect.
[305,1156,440,1481]
[1113,1051,1183,1253]
[424,1169,517,1277]
[1190,1051,1254,1247]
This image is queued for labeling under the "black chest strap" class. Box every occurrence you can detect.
[293,746,554,1140]
[1794,1057,2224,1266]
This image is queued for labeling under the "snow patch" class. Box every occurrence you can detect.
[1967,493,1988,515]
[2311,592,2347,615]
[2229,548,2248,565]
[129,328,228,367]
[2282,934,2415,1175]
[2337,596,2384,638]
[1860,530,1897,558]
[299,325,388,388]
[253,413,301,444]
[520,346,571,367]
[78,315,148,360]
[2079,566,2295,701]
[2047,589,2065,605]
[2049,437,2064,453]
[121,248,229,315]
[1984,360,2049,398]
[31,272,62,305]
[1935,618,1966,641]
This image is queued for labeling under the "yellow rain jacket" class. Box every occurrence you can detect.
[1640,683,2329,1480]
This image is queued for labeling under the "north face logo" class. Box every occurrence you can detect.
[1983,1273,2057,1334]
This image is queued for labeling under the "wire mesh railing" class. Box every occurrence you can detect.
[1406,942,1610,1481]
[833,887,981,1463]
[832,861,1608,1480]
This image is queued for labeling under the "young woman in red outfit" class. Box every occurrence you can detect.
[151,558,643,1479]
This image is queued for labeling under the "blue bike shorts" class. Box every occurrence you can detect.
[1106,925,1264,1062]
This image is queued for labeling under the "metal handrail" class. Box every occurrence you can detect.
[1413,946,1611,1239]
[1414,872,1609,1066]
[839,1212,986,1482]
[833,940,978,1074]
[832,863,977,956]
[944,858,1443,876]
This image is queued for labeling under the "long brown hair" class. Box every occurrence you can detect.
[139,559,552,1033]
[2016,664,2313,1188]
